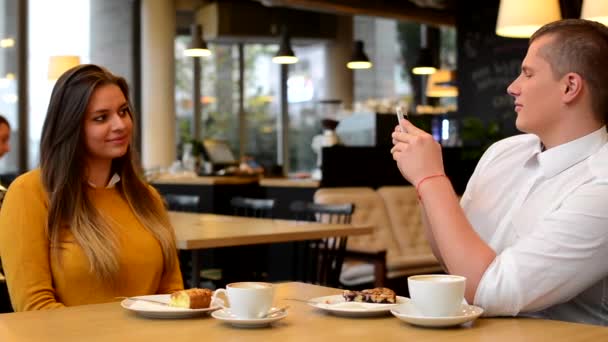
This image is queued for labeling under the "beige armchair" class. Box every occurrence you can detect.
[314,186,442,288]
[376,186,442,279]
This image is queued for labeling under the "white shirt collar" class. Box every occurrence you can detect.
[87,173,121,189]
[532,127,608,178]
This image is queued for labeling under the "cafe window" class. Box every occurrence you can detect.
[175,38,240,159]
[352,16,457,109]
[0,0,19,175]
[175,40,326,174]
[27,0,90,169]
[27,0,135,170]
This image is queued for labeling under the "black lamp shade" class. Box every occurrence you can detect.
[347,40,372,69]
[273,28,298,64]
[412,47,437,75]
[185,24,211,57]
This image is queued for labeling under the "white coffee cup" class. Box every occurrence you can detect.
[212,282,275,319]
[408,274,466,317]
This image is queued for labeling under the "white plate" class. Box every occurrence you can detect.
[390,299,484,328]
[121,294,221,319]
[308,295,407,317]
[211,308,288,328]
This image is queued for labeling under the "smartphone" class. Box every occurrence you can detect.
[395,106,408,131]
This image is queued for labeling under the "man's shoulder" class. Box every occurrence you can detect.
[589,143,608,179]
[481,134,539,162]
[491,134,539,151]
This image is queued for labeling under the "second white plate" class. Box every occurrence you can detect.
[308,295,406,317]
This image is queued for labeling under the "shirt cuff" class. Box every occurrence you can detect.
[474,249,523,316]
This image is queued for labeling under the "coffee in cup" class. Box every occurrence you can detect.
[212,282,275,319]
[408,274,466,317]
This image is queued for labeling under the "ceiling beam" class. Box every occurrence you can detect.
[256,0,455,26]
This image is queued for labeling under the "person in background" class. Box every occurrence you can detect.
[391,19,608,325]
[0,114,11,195]
[0,115,10,160]
[0,64,183,311]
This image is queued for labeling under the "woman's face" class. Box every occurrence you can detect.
[82,83,132,164]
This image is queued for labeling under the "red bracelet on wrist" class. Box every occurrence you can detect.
[415,174,446,200]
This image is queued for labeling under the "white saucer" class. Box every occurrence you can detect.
[308,295,407,317]
[390,300,483,328]
[211,308,288,328]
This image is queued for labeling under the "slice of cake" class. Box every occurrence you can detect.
[169,288,213,309]
[343,287,396,304]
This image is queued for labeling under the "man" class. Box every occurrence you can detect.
[391,19,608,325]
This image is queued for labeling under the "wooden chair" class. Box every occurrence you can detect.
[289,201,354,288]
[215,196,277,285]
[230,197,275,218]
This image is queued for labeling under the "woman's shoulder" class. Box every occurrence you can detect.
[9,169,44,191]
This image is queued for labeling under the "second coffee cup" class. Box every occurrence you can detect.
[408,274,466,317]
[212,282,275,319]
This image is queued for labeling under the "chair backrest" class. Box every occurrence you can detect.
[230,196,275,218]
[314,187,400,258]
[289,200,354,287]
[289,201,354,224]
[376,186,434,257]
[162,194,201,212]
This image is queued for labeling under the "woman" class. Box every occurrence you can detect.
[0,64,183,311]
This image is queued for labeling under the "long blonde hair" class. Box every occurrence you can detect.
[40,64,177,282]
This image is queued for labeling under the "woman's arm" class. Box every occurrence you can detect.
[0,174,64,311]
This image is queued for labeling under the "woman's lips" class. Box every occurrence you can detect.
[107,136,128,144]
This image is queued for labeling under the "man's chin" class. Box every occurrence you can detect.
[515,117,531,134]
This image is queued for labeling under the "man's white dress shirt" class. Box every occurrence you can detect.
[461,127,608,325]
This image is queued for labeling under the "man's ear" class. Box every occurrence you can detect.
[562,72,583,104]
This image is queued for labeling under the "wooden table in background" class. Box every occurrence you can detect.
[1,282,606,342]
[169,212,374,286]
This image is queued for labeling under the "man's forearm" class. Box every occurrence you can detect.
[417,176,496,303]
[419,205,449,272]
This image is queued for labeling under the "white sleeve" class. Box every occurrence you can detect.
[474,180,608,316]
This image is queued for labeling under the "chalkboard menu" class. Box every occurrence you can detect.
[457,0,528,137]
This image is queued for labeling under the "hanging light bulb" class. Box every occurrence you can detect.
[412,25,437,75]
[272,27,298,64]
[581,0,608,25]
[347,40,372,69]
[495,0,561,38]
[184,24,211,57]
[412,48,437,75]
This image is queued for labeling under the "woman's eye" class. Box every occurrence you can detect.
[119,108,130,116]
[94,115,106,122]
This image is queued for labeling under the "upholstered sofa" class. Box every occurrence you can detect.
[314,186,443,287]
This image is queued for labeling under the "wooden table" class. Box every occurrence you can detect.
[170,212,374,286]
[1,282,606,341]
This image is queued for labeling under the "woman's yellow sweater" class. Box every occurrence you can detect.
[0,169,183,311]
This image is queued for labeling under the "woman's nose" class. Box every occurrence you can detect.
[111,113,127,130]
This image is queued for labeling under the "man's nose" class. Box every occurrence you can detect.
[507,80,519,97]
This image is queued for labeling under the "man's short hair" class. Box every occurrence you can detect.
[530,19,608,124]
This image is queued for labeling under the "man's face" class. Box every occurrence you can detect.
[507,35,565,135]
[0,123,10,158]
